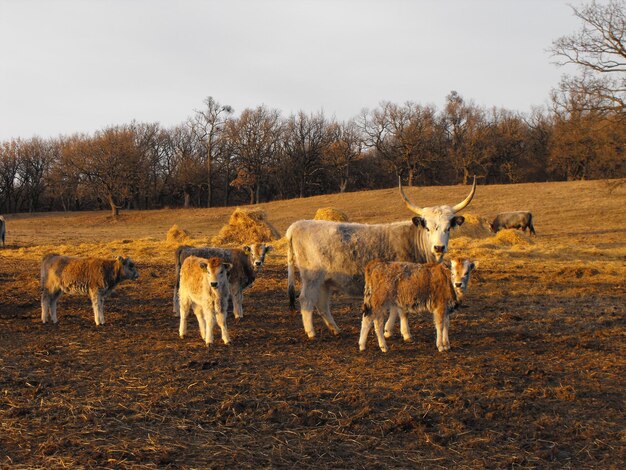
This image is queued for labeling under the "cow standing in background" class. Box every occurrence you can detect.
[287,177,477,339]
[0,216,5,247]
[489,211,536,236]
[41,254,139,326]
[178,256,232,346]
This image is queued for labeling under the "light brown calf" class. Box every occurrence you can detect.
[360,258,476,353]
[41,254,139,326]
[178,256,232,346]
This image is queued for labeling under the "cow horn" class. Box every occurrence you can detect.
[451,176,477,213]
[398,176,423,216]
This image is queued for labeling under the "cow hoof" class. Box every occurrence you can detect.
[380,347,389,353]
[403,336,413,343]
[384,331,392,339]
[306,331,316,340]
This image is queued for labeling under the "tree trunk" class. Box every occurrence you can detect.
[408,168,414,186]
[463,167,469,185]
[206,144,212,208]
[108,195,120,217]
[184,192,191,209]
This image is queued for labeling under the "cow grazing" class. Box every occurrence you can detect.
[489,211,536,236]
[178,256,232,346]
[0,215,5,247]
[40,254,139,326]
[286,177,476,339]
[360,258,477,353]
[173,243,270,318]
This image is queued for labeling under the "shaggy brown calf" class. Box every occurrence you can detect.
[173,243,271,319]
[41,254,139,326]
[178,256,232,346]
[360,258,476,353]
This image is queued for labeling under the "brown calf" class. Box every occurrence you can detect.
[178,256,232,346]
[360,258,476,353]
[41,254,139,326]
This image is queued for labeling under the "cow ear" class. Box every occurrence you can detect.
[199,262,207,270]
[471,261,478,270]
[115,256,124,262]
[243,245,251,254]
[451,216,465,227]
[223,262,233,272]
[412,216,426,228]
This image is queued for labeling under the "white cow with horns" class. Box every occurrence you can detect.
[286,177,477,339]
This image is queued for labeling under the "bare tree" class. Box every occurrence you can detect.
[551,0,626,113]
[283,111,329,198]
[189,97,233,208]
[225,106,282,204]
[323,120,362,192]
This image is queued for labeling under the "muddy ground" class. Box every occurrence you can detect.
[1,180,624,468]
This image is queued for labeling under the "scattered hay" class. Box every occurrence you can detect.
[452,213,491,239]
[313,207,349,222]
[166,224,192,245]
[211,208,281,246]
[493,229,533,246]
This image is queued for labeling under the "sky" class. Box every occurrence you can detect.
[0,0,587,141]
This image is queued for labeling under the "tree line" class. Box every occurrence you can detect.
[1,1,623,215]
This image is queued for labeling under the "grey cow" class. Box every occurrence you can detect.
[489,211,536,236]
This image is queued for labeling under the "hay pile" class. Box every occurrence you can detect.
[452,213,492,239]
[166,224,192,245]
[313,207,349,222]
[211,208,281,245]
[493,228,533,246]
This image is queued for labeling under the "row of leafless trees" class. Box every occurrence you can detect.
[1,91,623,215]
[0,1,623,215]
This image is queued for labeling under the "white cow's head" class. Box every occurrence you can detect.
[399,177,476,262]
[200,257,232,291]
[243,243,272,270]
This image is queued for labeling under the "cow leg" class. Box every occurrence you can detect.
[299,277,321,339]
[215,311,230,345]
[399,309,413,342]
[179,297,191,338]
[204,308,215,346]
[433,308,446,352]
[442,312,451,351]
[358,313,374,351]
[316,285,341,335]
[172,284,180,316]
[41,291,52,323]
[373,313,389,353]
[89,289,103,326]
[192,304,206,341]
[49,292,61,324]
[231,285,244,320]
[384,307,398,338]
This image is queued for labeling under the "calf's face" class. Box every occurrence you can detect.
[117,256,140,280]
[450,258,477,296]
[243,243,272,270]
[200,258,232,291]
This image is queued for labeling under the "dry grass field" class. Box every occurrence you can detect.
[1,180,625,468]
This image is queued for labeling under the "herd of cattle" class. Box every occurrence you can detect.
[1,181,536,353]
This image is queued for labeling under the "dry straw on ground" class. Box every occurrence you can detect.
[211,207,281,246]
[166,224,192,245]
[493,228,533,246]
[452,213,491,239]
[313,207,349,222]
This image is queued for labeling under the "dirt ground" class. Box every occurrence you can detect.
[1,180,624,468]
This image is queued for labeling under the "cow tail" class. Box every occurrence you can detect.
[287,230,297,312]
[362,283,373,317]
[529,213,537,236]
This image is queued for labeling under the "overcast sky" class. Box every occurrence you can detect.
[0,0,586,141]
